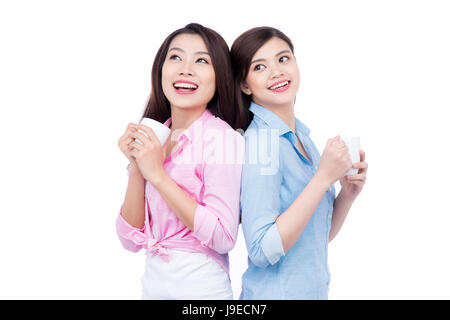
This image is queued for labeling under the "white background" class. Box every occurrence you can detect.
[1,0,449,299]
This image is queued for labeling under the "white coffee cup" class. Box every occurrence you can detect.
[342,136,361,176]
[135,117,171,146]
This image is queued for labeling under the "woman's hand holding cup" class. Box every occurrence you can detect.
[117,123,141,175]
[316,135,352,186]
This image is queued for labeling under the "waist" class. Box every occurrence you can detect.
[242,265,330,300]
[136,233,230,275]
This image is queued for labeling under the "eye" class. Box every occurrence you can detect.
[253,64,266,71]
[279,56,289,63]
[196,58,209,64]
[169,55,181,61]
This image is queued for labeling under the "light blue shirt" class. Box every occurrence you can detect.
[240,102,336,300]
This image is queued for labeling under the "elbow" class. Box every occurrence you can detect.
[115,211,146,253]
[195,213,239,254]
[214,238,236,255]
[214,246,232,255]
[246,227,284,268]
[249,254,270,269]
[117,236,143,253]
[248,245,270,269]
[208,232,237,254]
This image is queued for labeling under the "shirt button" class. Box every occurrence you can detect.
[328,214,332,219]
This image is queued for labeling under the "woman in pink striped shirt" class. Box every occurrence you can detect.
[116,23,245,299]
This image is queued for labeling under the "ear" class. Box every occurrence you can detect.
[240,81,252,95]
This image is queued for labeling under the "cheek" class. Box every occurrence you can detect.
[295,69,300,83]
[292,72,301,92]
[291,64,301,84]
[161,62,169,81]
[202,70,216,99]
[251,78,269,95]
[161,81,172,99]
[161,64,174,95]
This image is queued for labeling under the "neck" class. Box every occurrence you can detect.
[256,100,296,132]
[169,104,207,132]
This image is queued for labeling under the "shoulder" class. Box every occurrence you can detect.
[243,117,279,147]
[201,114,244,164]
[242,119,282,176]
[243,116,279,142]
[203,113,244,144]
[244,116,266,134]
[204,112,231,130]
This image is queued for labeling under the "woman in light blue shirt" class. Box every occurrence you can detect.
[231,27,368,299]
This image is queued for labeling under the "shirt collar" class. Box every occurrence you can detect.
[249,101,310,137]
[163,108,213,143]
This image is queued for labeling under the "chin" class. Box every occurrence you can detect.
[263,95,295,107]
[169,97,206,110]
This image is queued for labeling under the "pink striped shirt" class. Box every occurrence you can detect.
[116,109,244,274]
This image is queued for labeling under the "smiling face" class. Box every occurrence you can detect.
[161,33,216,111]
[241,37,300,109]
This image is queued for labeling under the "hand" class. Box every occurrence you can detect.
[128,124,167,185]
[317,135,353,186]
[339,150,368,201]
[117,123,140,165]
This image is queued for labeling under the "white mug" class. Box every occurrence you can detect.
[135,117,171,146]
[342,136,361,176]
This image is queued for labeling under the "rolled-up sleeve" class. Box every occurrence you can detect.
[240,133,285,268]
[192,131,244,254]
[115,207,146,253]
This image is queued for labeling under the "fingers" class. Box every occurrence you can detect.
[129,141,143,152]
[347,180,363,185]
[137,125,160,145]
[352,157,368,175]
[118,123,141,162]
[124,123,138,138]
[332,141,346,149]
[130,131,149,146]
[328,136,347,150]
[346,173,366,181]
[125,124,138,141]
[127,126,162,155]
[352,161,368,170]
[360,149,366,162]
[328,135,341,146]
[119,123,138,143]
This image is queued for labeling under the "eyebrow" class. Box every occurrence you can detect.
[251,50,292,65]
[168,47,210,56]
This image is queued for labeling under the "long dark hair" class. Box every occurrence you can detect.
[230,27,295,131]
[141,23,245,130]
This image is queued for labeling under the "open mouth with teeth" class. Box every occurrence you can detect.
[173,81,199,95]
[268,80,291,92]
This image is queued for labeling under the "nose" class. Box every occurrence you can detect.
[179,60,194,77]
[270,67,283,79]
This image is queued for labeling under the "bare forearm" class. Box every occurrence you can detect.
[120,164,146,229]
[276,173,331,252]
[328,191,354,242]
[152,171,198,231]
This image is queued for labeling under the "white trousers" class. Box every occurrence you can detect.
[141,249,233,300]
